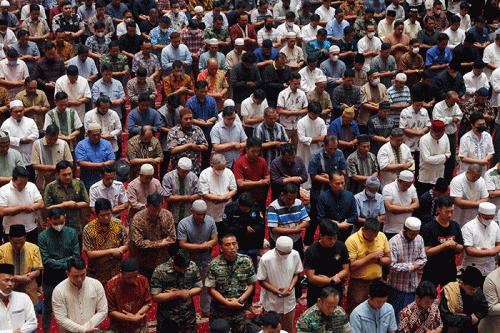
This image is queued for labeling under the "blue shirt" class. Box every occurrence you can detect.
[468,26,491,44]
[254,47,278,64]
[354,190,386,232]
[127,108,162,136]
[161,44,193,74]
[91,78,126,118]
[67,56,98,79]
[326,19,349,40]
[185,95,218,140]
[75,138,115,189]
[363,0,386,14]
[105,3,128,20]
[328,117,360,141]
[210,121,247,168]
[319,59,346,90]
[149,26,172,57]
[308,147,347,200]
[350,300,398,333]
[267,196,310,242]
[317,189,358,226]
[10,41,39,76]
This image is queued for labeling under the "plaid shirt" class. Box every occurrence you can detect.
[387,232,427,293]
[157,0,186,11]
[180,29,206,57]
[253,121,289,166]
[33,56,66,88]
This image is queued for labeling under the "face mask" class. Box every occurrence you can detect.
[8,60,17,66]
[481,217,494,226]
[435,9,441,15]
[371,78,380,86]
[96,32,104,38]
[160,28,168,33]
[190,29,198,34]
[124,18,132,23]
[412,47,420,54]
[214,169,224,176]
[367,32,375,38]
[286,22,294,28]
[476,125,487,133]
[265,24,273,30]
[365,191,375,198]
[449,71,458,78]
[331,55,338,62]
[53,224,64,232]
[0,289,11,297]
[173,8,179,13]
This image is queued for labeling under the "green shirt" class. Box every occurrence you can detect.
[38,226,80,285]
[44,179,89,235]
[296,303,351,333]
[0,149,23,178]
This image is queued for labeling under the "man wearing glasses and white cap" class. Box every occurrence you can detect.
[199,38,227,72]
[462,202,500,278]
[387,216,427,318]
[282,32,304,72]
[382,169,419,240]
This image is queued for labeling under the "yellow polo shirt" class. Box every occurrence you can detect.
[0,242,43,305]
[345,229,389,280]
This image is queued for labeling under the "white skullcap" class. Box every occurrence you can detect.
[479,202,496,215]
[139,163,154,175]
[235,38,244,46]
[9,100,23,109]
[276,236,293,253]
[208,38,219,45]
[286,31,296,38]
[178,157,192,170]
[398,170,414,182]
[224,99,235,107]
[329,45,340,52]
[192,199,207,212]
[87,122,101,131]
[315,75,327,83]
[404,217,421,231]
[194,6,203,13]
[0,1,9,6]
[395,73,407,82]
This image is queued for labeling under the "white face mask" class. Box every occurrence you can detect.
[435,9,441,15]
[52,224,64,232]
[367,32,375,38]
[160,28,168,33]
[365,190,375,198]
[0,289,11,297]
[286,22,294,28]
[172,8,179,13]
[96,32,104,38]
[449,71,458,78]
[214,169,224,176]
[412,47,420,54]
[371,78,380,86]
[331,55,338,62]
[481,217,494,226]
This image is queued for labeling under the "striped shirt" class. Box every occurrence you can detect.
[253,121,289,166]
[387,85,411,126]
[387,232,427,293]
[267,197,310,242]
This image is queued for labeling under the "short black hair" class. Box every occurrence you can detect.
[48,207,66,219]
[369,280,389,299]
[308,101,322,114]
[357,134,370,143]
[12,166,29,181]
[437,33,449,42]
[469,112,485,125]
[416,281,437,299]
[45,124,60,137]
[238,192,256,207]
[195,80,208,90]
[95,198,112,214]
[449,15,460,24]
[67,256,87,272]
[461,266,483,288]
[436,194,455,208]
[246,136,262,149]
[253,89,266,100]
[55,91,68,101]
[364,217,381,233]
[56,160,73,173]
[319,219,338,237]
[434,178,449,193]
[101,164,116,175]
[281,142,296,155]
[261,311,281,328]
[147,193,163,207]
[138,93,150,103]
[343,69,355,78]
[173,249,190,268]
[167,93,181,108]
[282,183,299,195]
[96,95,111,107]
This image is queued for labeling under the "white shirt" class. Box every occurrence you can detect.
[432,100,463,134]
[299,67,323,93]
[300,23,319,45]
[459,13,471,31]
[425,0,446,10]
[277,87,308,130]
[116,22,140,37]
[89,180,128,218]
[399,105,431,152]
[52,277,108,333]
[458,130,494,175]
[256,248,303,314]
[483,43,500,79]
[297,115,327,189]
[403,19,421,39]
[202,11,228,27]
[0,116,38,165]
[463,71,490,99]
[450,172,489,226]
[490,67,500,107]
[0,29,17,58]
[462,217,500,276]
[55,75,91,123]
[357,35,382,72]
[0,180,42,233]
[419,132,451,184]
[315,5,335,22]
[377,19,394,40]
[484,166,500,220]
[377,141,414,188]
[382,180,418,233]
[443,27,465,50]
[21,4,46,20]
[276,23,301,51]
[83,108,121,152]
[0,291,38,333]
[282,45,303,67]
[240,95,268,128]
[0,59,29,99]
[199,167,237,222]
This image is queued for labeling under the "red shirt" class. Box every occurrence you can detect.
[233,154,270,201]
[230,24,257,52]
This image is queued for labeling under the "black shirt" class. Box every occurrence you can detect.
[262,64,293,107]
[139,19,158,36]
[440,286,488,333]
[421,219,464,287]
[410,81,435,104]
[304,240,349,305]
[453,44,480,74]
[221,201,265,251]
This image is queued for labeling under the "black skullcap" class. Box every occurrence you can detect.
[121,257,139,272]
[209,319,231,333]
[9,224,26,238]
[461,266,483,288]
[0,263,14,275]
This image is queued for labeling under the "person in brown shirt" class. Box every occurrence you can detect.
[130,193,176,280]
[383,20,410,66]
[399,39,425,87]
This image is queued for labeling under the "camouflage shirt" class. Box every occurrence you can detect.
[296,304,351,333]
[206,253,256,305]
[150,259,202,314]
[459,98,495,138]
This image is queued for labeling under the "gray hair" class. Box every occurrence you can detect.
[468,163,483,174]
[212,153,226,166]
[391,128,404,137]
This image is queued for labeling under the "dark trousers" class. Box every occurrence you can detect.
[444,133,457,183]
[244,126,254,139]
[270,237,304,299]
[42,284,56,332]
[491,123,500,167]
[160,151,171,180]
[304,197,318,246]
[3,228,38,245]
[201,143,212,171]
[412,151,420,182]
